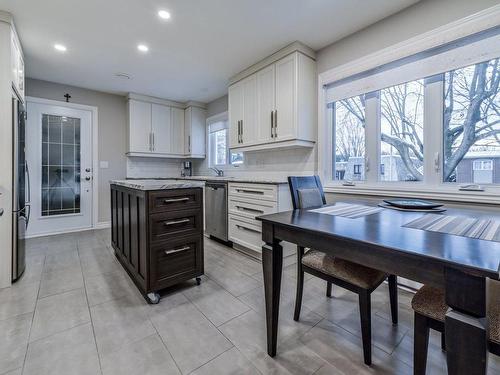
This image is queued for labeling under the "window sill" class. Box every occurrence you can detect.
[323,183,500,205]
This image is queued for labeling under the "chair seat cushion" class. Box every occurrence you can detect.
[301,250,387,290]
[411,285,500,344]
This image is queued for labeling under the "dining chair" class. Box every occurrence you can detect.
[411,283,500,374]
[288,175,399,366]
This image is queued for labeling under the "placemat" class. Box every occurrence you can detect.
[403,214,500,242]
[309,203,383,219]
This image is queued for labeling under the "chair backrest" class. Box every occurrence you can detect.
[287,175,327,209]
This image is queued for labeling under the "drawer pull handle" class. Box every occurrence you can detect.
[235,189,265,195]
[165,246,190,255]
[236,206,264,214]
[236,224,261,234]
[163,197,190,203]
[164,218,190,226]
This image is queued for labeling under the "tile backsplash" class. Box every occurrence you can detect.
[127,157,183,178]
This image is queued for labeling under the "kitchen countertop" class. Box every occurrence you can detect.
[111,179,205,191]
[175,176,287,184]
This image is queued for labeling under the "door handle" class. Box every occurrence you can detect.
[164,246,191,255]
[271,111,274,138]
[274,110,277,138]
[164,218,190,226]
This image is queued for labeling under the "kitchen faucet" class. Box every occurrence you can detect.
[209,167,224,177]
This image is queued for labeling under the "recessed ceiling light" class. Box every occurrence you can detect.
[54,43,67,52]
[158,10,171,20]
[137,44,149,52]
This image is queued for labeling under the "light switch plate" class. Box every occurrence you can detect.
[99,161,109,169]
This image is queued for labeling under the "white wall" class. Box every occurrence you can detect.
[316,0,499,74]
[127,157,183,179]
[25,78,127,224]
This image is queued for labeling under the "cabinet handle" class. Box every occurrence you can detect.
[164,218,190,226]
[236,205,264,214]
[149,132,152,151]
[271,111,274,138]
[163,197,190,203]
[164,246,191,255]
[238,121,242,143]
[236,188,265,195]
[274,110,278,138]
[188,135,191,153]
[241,120,243,143]
[152,133,155,151]
[236,224,261,234]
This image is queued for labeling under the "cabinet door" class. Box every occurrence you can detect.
[171,107,185,155]
[241,75,257,145]
[128,100,152,153]
[228,83,243,148]
[151,104,172,154]
[186,107,206,157]
[275,54,296,140]
[256,65,275,143]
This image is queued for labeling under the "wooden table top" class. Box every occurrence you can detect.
[257,203,500,280]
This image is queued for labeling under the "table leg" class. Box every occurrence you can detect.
[444,267,488,375]
[262,240,283,357]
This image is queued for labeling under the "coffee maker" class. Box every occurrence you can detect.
[181,161,192,177]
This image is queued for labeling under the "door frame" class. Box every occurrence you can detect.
[26,96,99,235]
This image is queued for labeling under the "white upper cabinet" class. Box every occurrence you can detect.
[151,104,172,154]
[184,106,206,158]
[171,107,185,155]
[128,99,152,154]
[229,44,316,152]
[126,95,205,158]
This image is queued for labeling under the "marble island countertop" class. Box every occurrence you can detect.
[111,179,205,191]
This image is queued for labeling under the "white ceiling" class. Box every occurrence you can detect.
[1,0,419,103]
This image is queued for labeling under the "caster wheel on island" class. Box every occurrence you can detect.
[147,292,161,304]
[196,277,201,286]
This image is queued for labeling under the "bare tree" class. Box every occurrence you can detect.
[338,58,500,181]
[335,100,365,162]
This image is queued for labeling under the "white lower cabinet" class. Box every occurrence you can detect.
[228,182,292,255]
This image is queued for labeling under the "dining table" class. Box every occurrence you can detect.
[256,202,500,375]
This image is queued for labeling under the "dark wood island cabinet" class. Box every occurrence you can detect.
[110,180,204,303]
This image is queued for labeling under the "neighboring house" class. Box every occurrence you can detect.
[456,151,500,184]
[335,155,423,182]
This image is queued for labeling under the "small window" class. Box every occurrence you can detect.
[208,115,243,167]
[353,164,362,175]
[473,160,493,171]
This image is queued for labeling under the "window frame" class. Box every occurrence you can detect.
[317,8,500,205]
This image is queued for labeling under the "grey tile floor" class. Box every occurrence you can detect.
[1,229,499,375]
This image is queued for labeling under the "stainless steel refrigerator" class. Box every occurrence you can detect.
[12,96,29,282]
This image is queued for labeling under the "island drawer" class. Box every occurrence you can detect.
[150,208,202,242]
[149,188,202,213]
[151,235,203,288]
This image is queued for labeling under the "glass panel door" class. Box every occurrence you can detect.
[41,114,81,216]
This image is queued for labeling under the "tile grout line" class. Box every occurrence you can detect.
[148,313,184,375]
[77,240,104,375]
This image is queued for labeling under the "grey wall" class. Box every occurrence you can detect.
[25,78,127,223]
[206,95,228,118]
[316,0,499,74]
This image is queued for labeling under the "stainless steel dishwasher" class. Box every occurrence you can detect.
[205,181,229,242]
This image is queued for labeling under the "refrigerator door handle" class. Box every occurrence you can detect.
[25,161,31,204]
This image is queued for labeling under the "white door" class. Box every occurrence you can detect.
[228,83,243,148]
[275,54,296,140]
[241,75,257,146]
[256,65,275,143]
[128,100,152,153]
[151,104,171,154]
[26,101,93,236]
[171,107,185,155]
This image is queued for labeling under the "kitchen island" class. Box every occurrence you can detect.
[110,179,204,304]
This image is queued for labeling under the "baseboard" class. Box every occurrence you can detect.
[25,221,111,239]
[95,221,111,229]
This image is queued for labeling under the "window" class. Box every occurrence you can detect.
[323,27,500,197]
[473,160,493,171]
[443,60,500,184]
[333,96,365,181]
[208,114,243,167]
[380,80,424,182]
